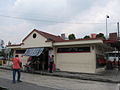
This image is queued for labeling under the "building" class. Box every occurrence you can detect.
[7,29,111,73]
[109,32,117,40]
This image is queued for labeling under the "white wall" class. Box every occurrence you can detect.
[13,49,29,66]
[55,45,96,73]
[22,31,52,48]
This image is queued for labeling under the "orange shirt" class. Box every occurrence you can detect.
[12,57,21,69]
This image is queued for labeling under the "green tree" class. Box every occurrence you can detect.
[0,40,4,48]
[96,33,105,39]
[68,34,76,40]
[83,35,90,39]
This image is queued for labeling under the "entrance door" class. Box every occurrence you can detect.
[38,49,49,71]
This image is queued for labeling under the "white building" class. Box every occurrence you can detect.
[7,29,111,73]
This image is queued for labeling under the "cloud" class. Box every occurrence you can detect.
[0,21,33,44]
[0,0,120,44]
[45,0,120,38]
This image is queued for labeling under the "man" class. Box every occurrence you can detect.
[49,55,54,73]
[12,55,22,83]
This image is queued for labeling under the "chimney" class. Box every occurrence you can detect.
[61,33,66,39]
[91,34,96,38]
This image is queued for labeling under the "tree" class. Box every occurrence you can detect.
[96,33,105,39]
[68,34,76,40]
[0,40,4,48]
[8,41,12,45]
[83,35,90,39]
[111,41,120,51]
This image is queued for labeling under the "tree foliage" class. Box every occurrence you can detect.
[0,40,4,48]
[68,34,76,40]
[83,35,90,39]
[96,33,105,39]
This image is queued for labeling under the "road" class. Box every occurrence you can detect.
[0,69,119,90]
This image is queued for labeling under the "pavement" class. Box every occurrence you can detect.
[0,65,120,83]
[0,78,58,90]
[0,69,118,90]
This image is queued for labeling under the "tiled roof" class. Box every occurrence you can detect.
[22,29,64,42]
[104,40,118,43]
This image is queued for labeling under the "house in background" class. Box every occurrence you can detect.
[7,29,111,73]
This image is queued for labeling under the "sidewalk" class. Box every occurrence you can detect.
[0,65,120,83]
[0,77,57,90]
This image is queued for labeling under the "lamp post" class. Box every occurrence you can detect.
[117,22,120,68]
[117,22,119,40]
[106,15,109,39]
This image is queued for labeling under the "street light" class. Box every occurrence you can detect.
[106,15,109,39]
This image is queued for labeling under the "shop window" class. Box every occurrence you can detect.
[16,50,26,54]
[57,47,90,53]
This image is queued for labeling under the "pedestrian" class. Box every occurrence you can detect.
[112,58,116,68]
[49,55,54,73]
[12,55,22,83]
[118,59,120,70]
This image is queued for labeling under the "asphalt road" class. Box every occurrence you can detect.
[0,78,58,90]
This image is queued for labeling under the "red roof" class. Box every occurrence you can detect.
[22,29,103,43]
[22,29,64,42]
[104,40,118,43]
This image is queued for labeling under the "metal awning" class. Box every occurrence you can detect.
[24,48,44,56]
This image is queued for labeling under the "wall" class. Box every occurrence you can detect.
[13,49,29,66]
[55,45,96,73]
[22,31,52,48]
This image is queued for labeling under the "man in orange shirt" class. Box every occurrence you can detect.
[12,55,22,83]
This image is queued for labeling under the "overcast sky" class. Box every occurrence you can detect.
[0,0,120,45]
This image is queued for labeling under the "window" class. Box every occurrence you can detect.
[57,47,90,53]
[16,50,26,54]
[33,33,37,38]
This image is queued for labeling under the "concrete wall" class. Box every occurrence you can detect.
[55,45,96,73]
[22,31,52,48]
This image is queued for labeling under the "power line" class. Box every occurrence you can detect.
[0,14,117,24]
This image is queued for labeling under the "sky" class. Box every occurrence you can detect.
[0,0,120,45]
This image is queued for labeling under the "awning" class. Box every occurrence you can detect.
[24,48,44,56]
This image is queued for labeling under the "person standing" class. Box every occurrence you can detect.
[12,55,22,83]
[118,59,120,70]
[49,55,54,73]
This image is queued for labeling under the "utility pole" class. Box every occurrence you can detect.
[106,15,109,39]
[117,22,119,40]
[117,22,120,69]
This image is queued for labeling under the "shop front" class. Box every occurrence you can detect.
[23,48,48,71]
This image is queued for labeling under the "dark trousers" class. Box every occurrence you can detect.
[49,62,53,73]
[13,69,21,83]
